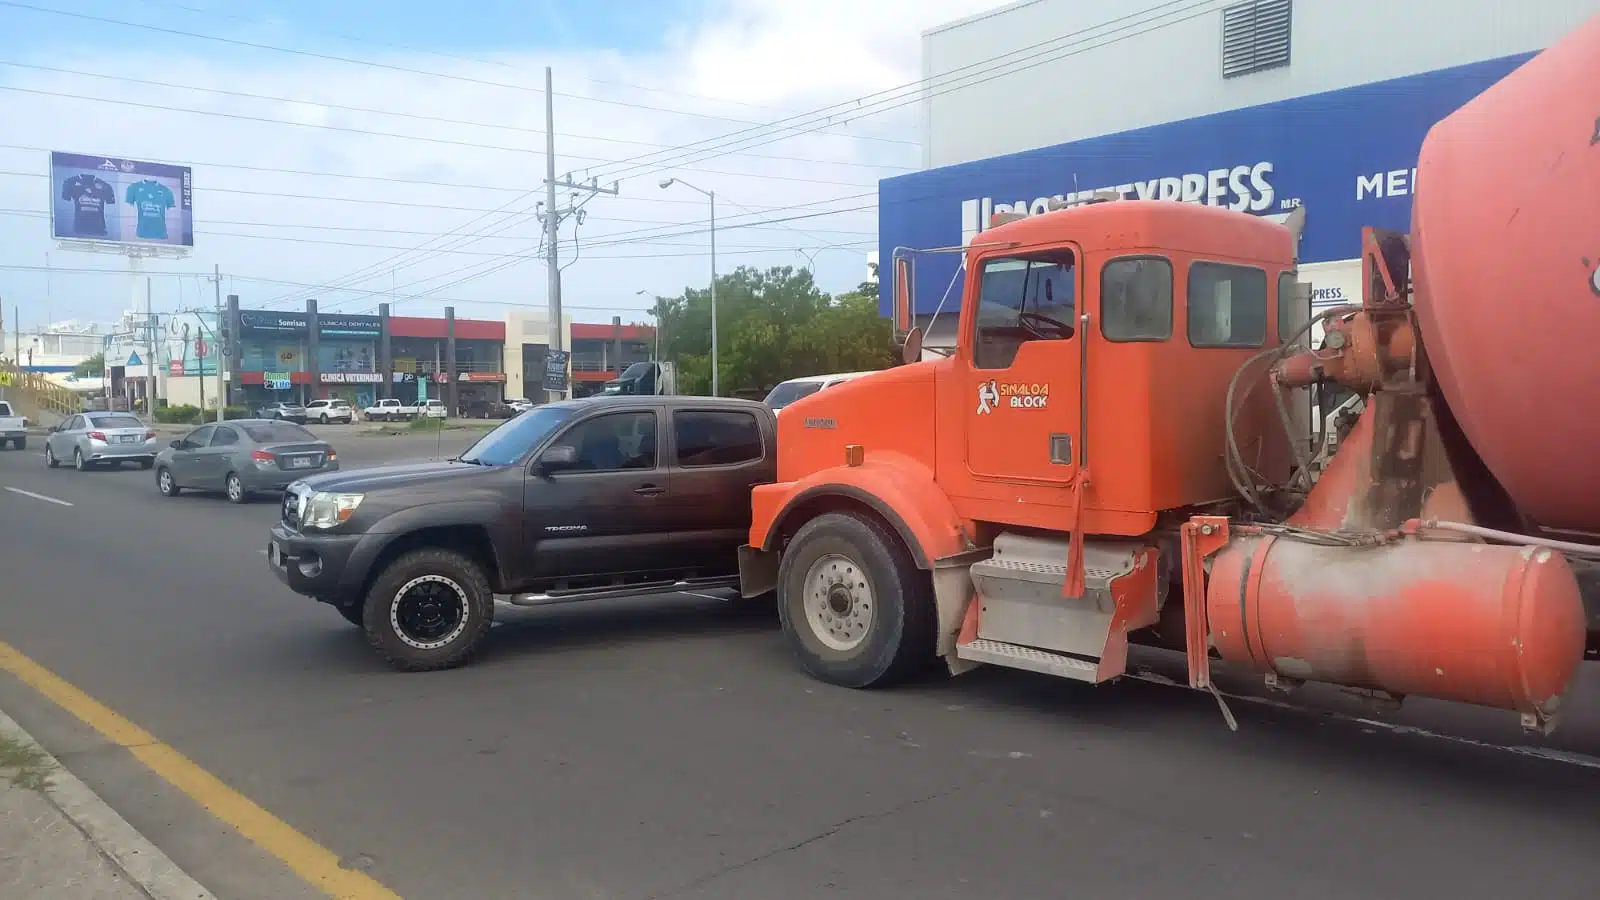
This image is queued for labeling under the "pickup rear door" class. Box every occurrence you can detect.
[521,406,677,581]
[661,406,771,576]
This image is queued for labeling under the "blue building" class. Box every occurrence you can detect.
[879,0,1592,347]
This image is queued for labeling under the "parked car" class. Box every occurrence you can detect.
[361,398,417,421]
[0,401,26,450]
[421,399,448,419]
[266,396,777,671]
[762,371,876,411]
[156,419,339,504]
[461,398,517,419]
[505,398,534,414]
[44,411,157,471]
[257,401,307,424]
[305,399,354,424]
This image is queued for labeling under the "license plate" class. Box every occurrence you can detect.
[289,456,314,469]
[120,435,140,444]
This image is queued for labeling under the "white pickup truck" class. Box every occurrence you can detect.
[360,398,418,421]
[0,401,27,450]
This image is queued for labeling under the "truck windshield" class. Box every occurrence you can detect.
[763,381,823,410]
[457,406,573,466]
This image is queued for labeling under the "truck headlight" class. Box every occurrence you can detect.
[302,491,364,529]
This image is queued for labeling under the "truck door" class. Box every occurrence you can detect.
[663,407,769,575]
[963,245,1082,485]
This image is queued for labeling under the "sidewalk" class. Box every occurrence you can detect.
[0,711,214,900]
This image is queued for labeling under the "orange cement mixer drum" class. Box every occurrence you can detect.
[1408,14,1600,532]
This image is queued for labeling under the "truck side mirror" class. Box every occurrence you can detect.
[900,326,923,366]
[892,254,913,335]
[538,444,577,473]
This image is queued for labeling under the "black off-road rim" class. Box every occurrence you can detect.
[389,575,469,650]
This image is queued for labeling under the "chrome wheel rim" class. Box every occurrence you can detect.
[802,553,875,652]
[158,469,172,493]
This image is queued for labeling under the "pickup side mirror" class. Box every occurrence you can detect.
[537,444,577,473]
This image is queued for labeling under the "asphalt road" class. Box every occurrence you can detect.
[0,429,1597,900]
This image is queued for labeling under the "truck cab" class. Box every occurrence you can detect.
[741,199,1302,687]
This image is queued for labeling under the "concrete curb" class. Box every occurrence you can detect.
[0,709,216,900]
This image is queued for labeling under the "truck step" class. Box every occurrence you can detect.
[954,638,1102,682]
[503,575,740,607]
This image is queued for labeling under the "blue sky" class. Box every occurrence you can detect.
[0,0,1001,331]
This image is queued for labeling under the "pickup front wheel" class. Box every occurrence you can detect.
[363,548,494,672]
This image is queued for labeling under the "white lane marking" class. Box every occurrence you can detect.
[1125,670,1600,771]
[3,486,74,507]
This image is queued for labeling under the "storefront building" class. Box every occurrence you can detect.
[570,320,654,398]
[880,0,1593,348]
[225,298,508,414]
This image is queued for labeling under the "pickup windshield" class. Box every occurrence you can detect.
[457,406,573,466]
[763,381,823,410]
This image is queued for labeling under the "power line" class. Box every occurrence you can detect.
[0,60,913,172]
[585,0,1215,181]
[0,84,880,189]
[0,0,917,146]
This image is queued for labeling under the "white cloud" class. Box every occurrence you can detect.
[0,0,1008,329]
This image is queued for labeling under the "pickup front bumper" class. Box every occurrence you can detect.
[268,522,373,606]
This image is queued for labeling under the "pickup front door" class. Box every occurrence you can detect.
[964,246,1083,487]
[521,408,674,584]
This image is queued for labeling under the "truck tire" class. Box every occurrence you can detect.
[362,548,494,672]
[776,511,936,689]
[12,437,23,450]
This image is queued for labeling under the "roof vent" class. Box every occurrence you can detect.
[1221,0,1292,79]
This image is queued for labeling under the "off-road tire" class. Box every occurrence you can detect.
[362,548,494,672]
[776,511,937,689]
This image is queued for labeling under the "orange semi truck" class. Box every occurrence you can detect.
[736,15,1600,735]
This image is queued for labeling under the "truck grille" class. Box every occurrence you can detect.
[282,491,303,529]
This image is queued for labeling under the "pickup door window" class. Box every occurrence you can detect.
[521,409,677,583]
[663,409,767,575]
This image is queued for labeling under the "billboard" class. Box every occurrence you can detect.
[164,311,220,377]
[878,52,1536,317]
[50,151,194,247]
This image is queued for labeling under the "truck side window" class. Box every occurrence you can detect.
[674,411,762,467]
[972,250,1077,370]
[1101,257,1173,342]
[564,412,657,472]
[1188,262,1267,348]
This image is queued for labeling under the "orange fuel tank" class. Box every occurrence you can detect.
[1205,536,1586,721]
[1409,13,1600,532]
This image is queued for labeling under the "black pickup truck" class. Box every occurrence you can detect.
[267,395,777,671]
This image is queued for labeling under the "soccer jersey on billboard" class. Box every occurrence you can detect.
[49,151,194,247]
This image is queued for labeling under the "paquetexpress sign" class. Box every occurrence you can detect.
[878,52,1534,318]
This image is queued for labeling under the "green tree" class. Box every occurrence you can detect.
[73,352,104,378]
[649,267,895,396]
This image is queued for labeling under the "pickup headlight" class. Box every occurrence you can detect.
[302,491,364,529]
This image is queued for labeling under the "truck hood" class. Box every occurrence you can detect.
[292,459,504,494]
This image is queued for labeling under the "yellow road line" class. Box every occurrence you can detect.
[0,640,404,900]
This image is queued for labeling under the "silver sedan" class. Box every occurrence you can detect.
[45,412,158,471]
[155,418,339,504]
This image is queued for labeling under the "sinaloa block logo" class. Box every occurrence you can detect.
[959,161,1302,246]
[977,380,1049,414]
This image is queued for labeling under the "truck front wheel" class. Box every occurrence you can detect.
[363,548,494,672]
[777,511,935,689]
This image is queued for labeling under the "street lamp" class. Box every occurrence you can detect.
[634,289,660,363]
[796,243,860,275]
[659,177,717,397]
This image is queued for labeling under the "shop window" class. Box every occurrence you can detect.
[1100,257,1173,342]
[972,250,1077,370]
[1188,262,1267,348]
[1222,0,1292,78]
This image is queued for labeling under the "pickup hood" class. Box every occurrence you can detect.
[292,460,504,494]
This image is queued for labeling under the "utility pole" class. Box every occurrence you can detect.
[146,278,156,417]
[213,264,224,422]
[540,65,617,396]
